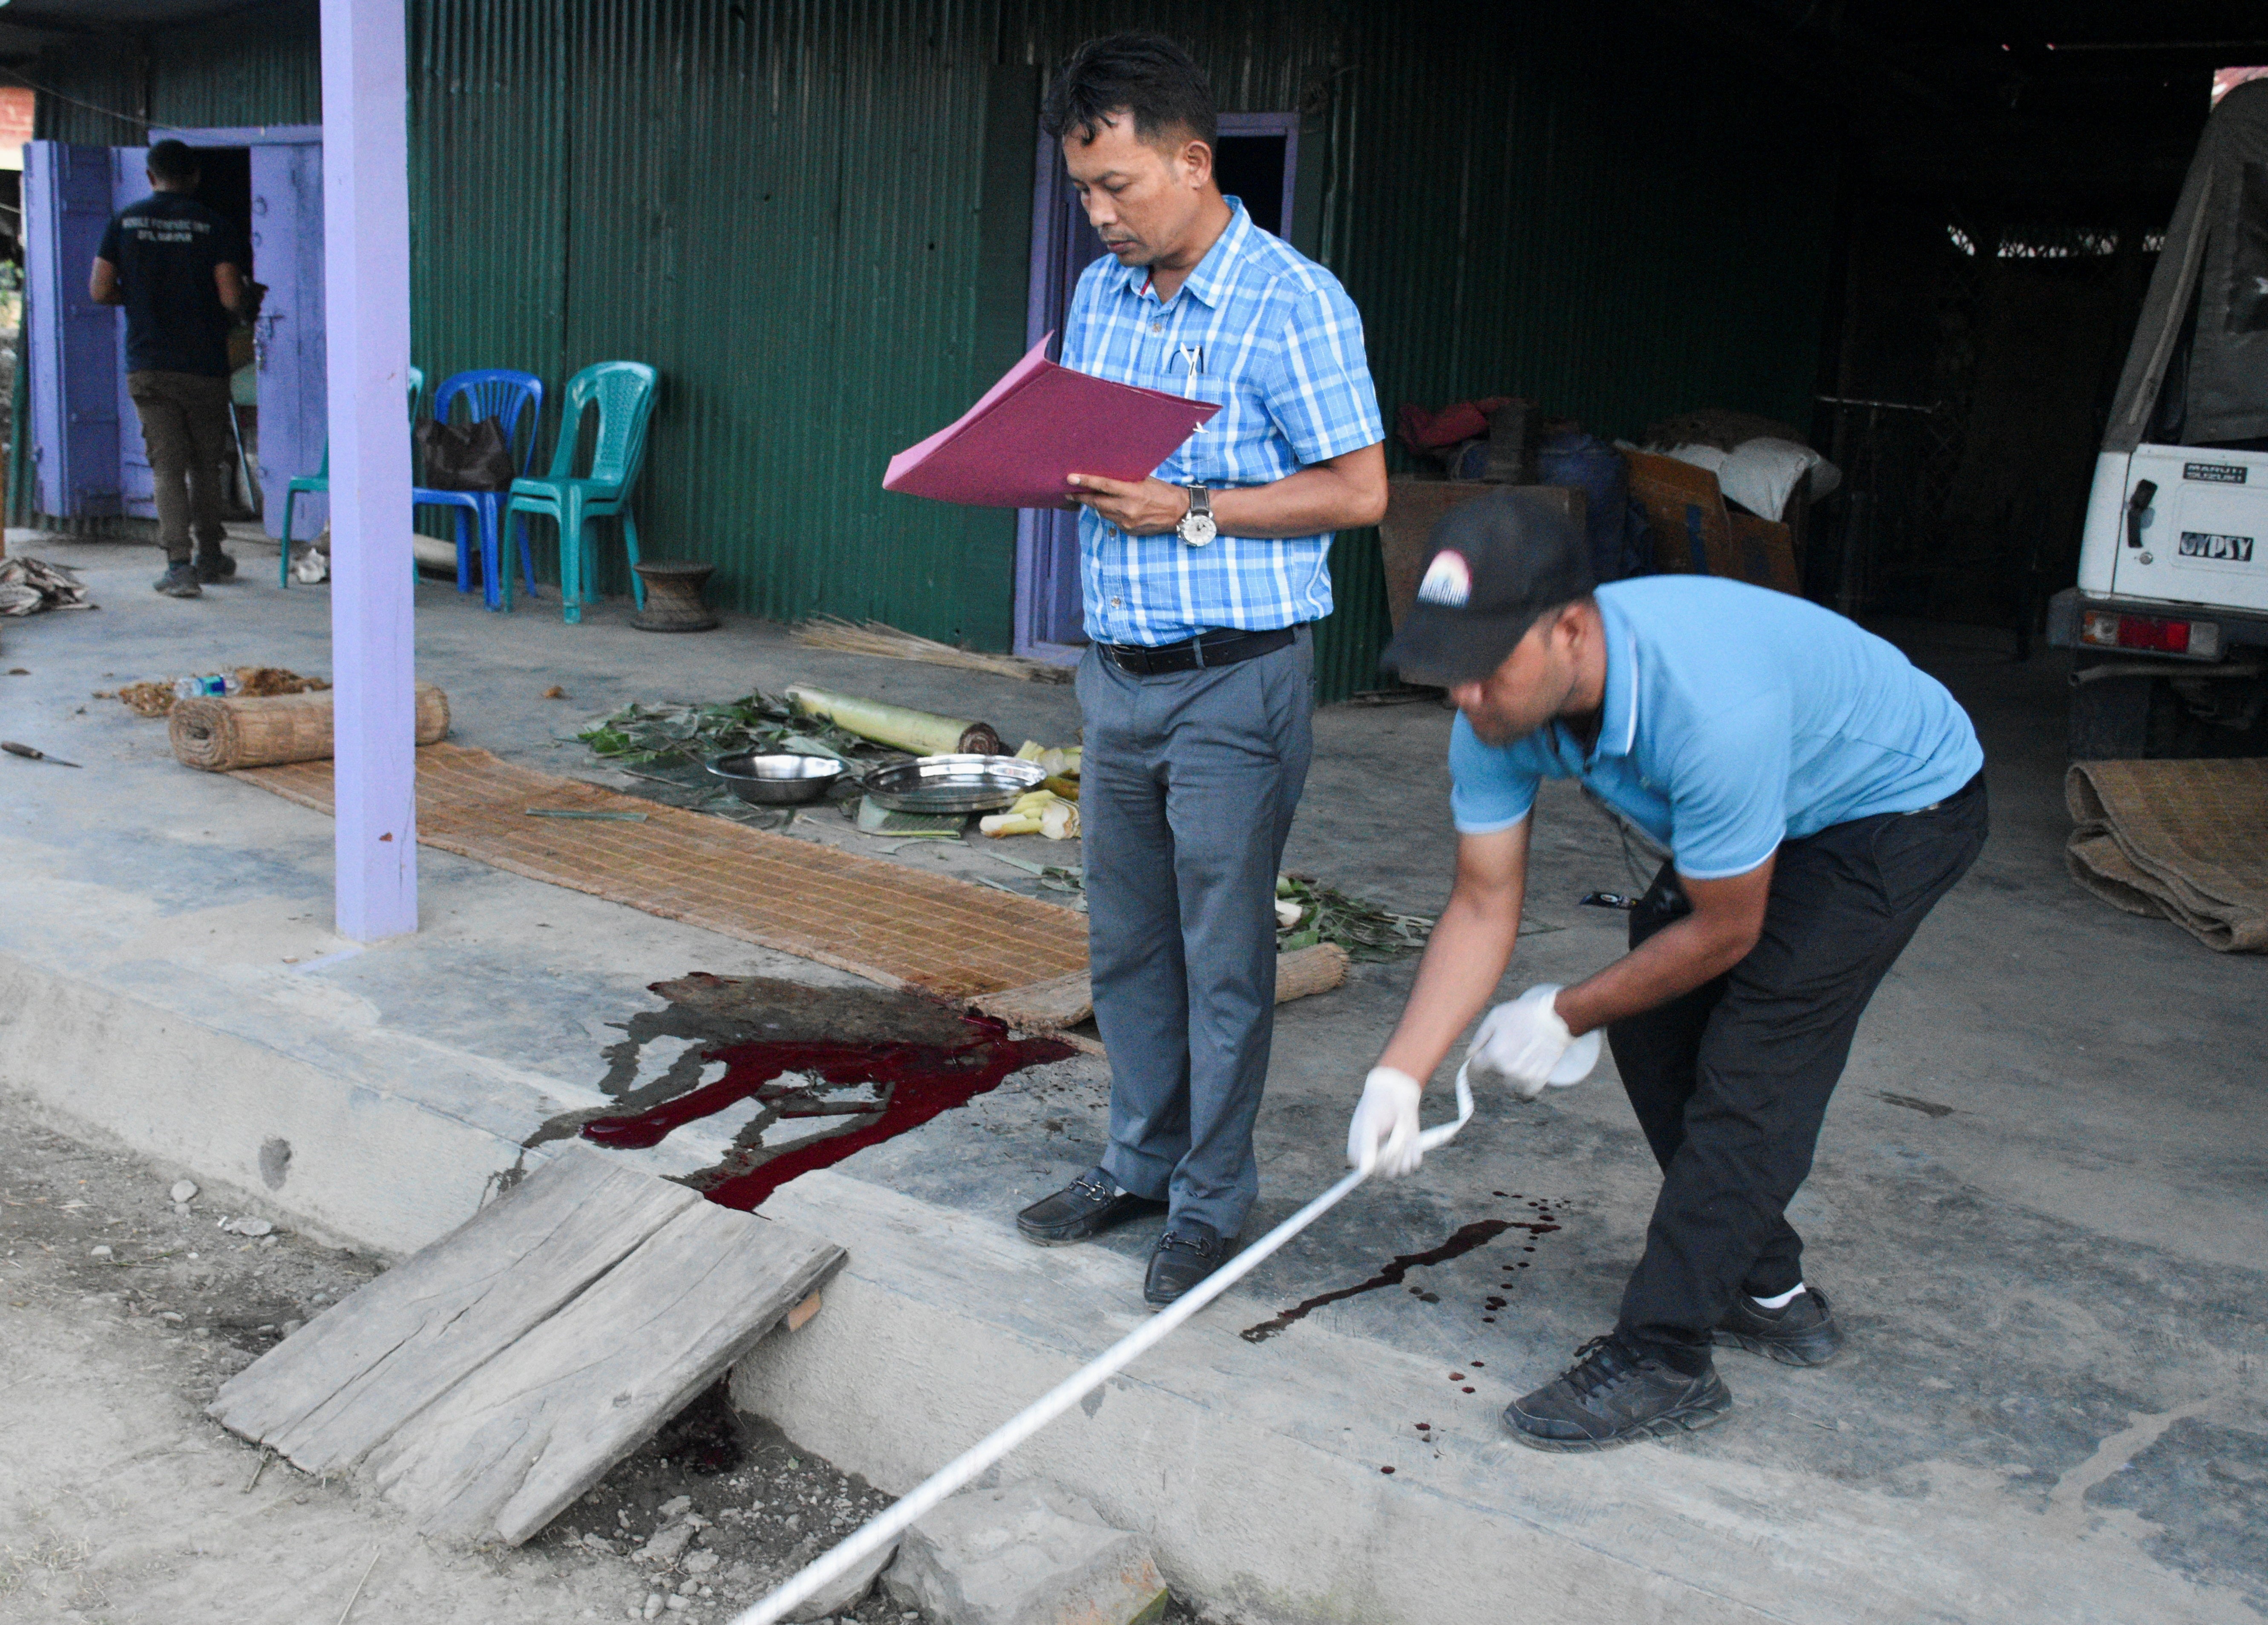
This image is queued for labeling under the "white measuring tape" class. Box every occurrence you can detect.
[728,1067,1477,1625]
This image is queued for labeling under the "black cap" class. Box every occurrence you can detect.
[1380,487,1594,686]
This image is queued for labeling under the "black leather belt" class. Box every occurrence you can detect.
[1101,626,1296,676]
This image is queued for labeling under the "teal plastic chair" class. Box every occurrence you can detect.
[279,366,425,588]
[503,361,658,622]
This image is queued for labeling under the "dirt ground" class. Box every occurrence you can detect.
[0,1094,1201,1625]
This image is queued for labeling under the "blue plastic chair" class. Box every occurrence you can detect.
[279,366,424,587]
[412,369,544,611]
[503,361,659,622]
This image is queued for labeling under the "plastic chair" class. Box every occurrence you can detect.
[411,369,544,610]
[503,361,658,622]
[279,365,425,587]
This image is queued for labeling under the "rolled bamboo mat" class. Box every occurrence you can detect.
[170,683,451,771]
[970,942,1350,1032]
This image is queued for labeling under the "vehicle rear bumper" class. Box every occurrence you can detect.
[2045,587,2268,661]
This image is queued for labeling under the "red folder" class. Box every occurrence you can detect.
[884,335,1220,509]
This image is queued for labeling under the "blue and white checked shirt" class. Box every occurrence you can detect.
[1060,199,1384,647]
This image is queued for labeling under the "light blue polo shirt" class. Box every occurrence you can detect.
[1449,577,1984,879]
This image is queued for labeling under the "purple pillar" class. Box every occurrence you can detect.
[321,0,417,940]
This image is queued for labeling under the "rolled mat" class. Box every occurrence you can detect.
[2065,757,2268,952]
[170,683,451,771]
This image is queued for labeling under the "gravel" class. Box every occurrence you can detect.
[0,1096,1217,1622]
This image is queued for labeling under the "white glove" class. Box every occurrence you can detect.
[1463,984,1600,1102]
[1346,1066,1425,1177]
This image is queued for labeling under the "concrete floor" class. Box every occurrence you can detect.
[2,532,2262,1623]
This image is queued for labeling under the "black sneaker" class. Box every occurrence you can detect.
[153,562,202,598]
[1715,1286,1843,1366]
[1015,1167,1164,1247]
[1143,1220,1227,1309]
[193,550,237,583]
[1503,1335,1733,1452]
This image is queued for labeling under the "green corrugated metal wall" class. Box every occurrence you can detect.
[26,0,1834,699]
[32,3,322,142]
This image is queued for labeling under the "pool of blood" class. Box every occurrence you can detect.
[580,1017,1073,1211]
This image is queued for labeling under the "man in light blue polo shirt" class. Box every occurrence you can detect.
[1346,488,1986,1451]
[1010,34,1387,1309]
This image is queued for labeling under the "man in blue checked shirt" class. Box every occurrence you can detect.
[1012,34,1388,1307]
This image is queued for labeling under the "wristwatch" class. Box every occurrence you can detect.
[1176,485,1217,547]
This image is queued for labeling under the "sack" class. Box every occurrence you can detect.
[415,417,513,492]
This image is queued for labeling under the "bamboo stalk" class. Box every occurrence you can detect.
[784,684,1002,756]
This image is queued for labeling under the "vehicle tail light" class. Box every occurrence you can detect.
[2079,611,2220,657]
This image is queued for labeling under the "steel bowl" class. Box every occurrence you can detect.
[705,752,847,806]
[859,754,1046,815]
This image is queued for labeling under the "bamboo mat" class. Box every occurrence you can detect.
[2066,757,2268,953]
[236,743,1091,998]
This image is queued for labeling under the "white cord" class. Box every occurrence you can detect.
[728,1067,1477,1625]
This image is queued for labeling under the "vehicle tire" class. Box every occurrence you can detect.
[2067,665,2158,760]
[2069,656,2268,759]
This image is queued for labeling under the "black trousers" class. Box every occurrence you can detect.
[1606,773,1988,1367]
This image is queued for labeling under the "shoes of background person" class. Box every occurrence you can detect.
[1015,1167,1165,1247]
[153,563,202,598]
[193,550,237,584]
[1714,1286,1844,1366]
[1502,1335,1733,1451]
[1143,1219,1227,1309]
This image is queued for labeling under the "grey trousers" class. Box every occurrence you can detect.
[127,370,235,561]
[1076,627,1314,1239]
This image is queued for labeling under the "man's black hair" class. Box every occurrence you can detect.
[1042,32,1217,150]
[147,139,201,186]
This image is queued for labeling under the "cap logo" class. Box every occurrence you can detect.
[1417,549,1472,608]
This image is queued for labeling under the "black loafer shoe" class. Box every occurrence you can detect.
[1715,1286,1844,1366]
[1016,1167,1164,1247]
[1503,1335,1733,1452]
[1143,1219,1227,1309]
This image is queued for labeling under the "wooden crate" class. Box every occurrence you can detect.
[1377,480,1586,629]
[1623,448,1799,594]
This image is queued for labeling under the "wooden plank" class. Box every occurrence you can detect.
[208,1147,699,1475]
[363,1198,845,1546]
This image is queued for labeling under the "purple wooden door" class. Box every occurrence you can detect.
[1014,140,1109,656]
[109,147,156,520]
[22,142,123,517]
[250,141,325,538]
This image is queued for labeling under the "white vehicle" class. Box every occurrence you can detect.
[2054,78,2268,757]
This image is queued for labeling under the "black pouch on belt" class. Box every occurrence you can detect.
[1631,862,1693,932]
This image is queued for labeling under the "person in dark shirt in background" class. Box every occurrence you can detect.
[89,139,254,599]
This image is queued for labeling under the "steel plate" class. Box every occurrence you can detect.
[859,754,1046,814]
